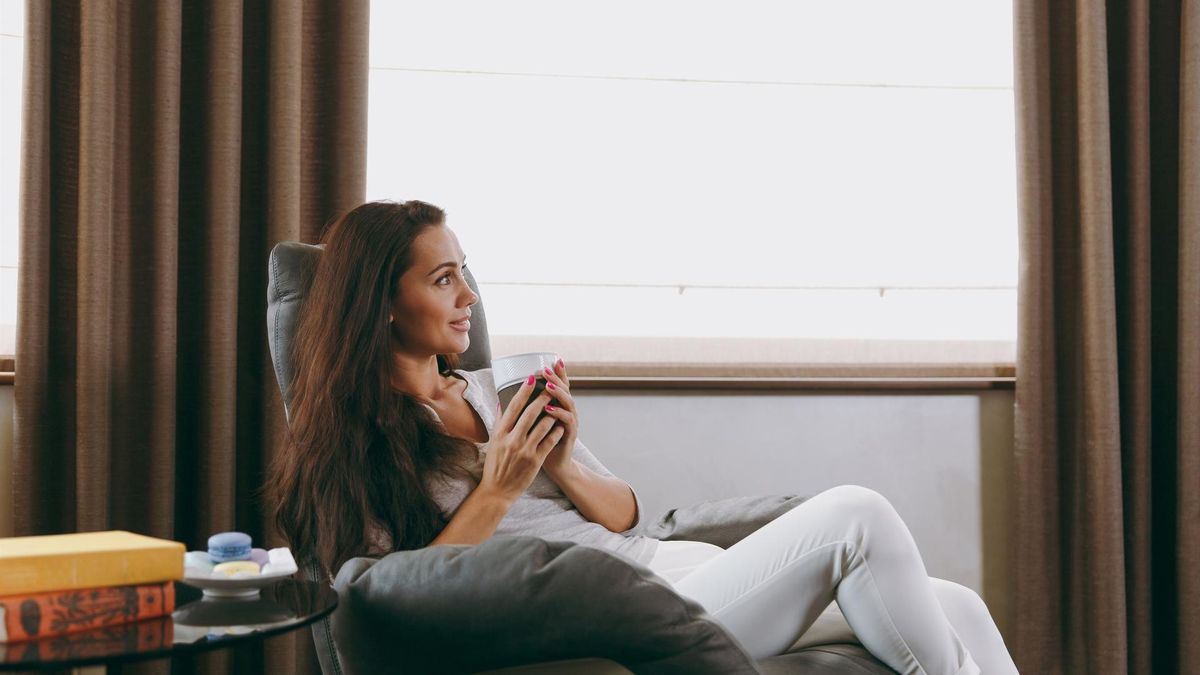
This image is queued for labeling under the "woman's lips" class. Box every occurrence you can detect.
[450,319,471,332]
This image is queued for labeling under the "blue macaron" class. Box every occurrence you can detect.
[207,531,252,563]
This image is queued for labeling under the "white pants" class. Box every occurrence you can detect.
[645,485,1019,675]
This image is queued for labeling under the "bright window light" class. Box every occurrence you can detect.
[365,1,1017,367]
[0,1,1019,367]
[0,0,24,358]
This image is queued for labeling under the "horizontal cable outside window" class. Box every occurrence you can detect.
[476,281,1016,298]
[368,66,1012,92]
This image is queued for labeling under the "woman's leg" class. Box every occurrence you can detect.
[923,579,1018,674]
[789,579,1019,674]
[669,484,981,675]
[646,540,727,585]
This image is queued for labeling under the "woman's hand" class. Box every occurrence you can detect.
[538,358,579,477]
[477,374,564,505]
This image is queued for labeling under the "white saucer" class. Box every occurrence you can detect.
[181,549,298,598]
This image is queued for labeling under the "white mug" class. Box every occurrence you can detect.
[491,351,561,424]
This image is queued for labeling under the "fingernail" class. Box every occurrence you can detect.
[544,366,553,377]
[557,358,564,369]
[547,382,556,390]
[545,405,555,411]
[526,374,535,385]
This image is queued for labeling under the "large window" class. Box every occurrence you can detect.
[0,0,21,359]
[366,1,1018,377]
[0,2,1019,375]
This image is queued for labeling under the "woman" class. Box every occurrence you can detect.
[263,200,1019,674]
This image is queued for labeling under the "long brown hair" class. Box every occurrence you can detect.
[263,200,479,579]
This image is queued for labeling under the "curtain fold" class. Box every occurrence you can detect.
[1012,1,1198,673]
[14,1,368,673]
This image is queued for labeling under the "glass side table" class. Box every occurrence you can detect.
[0,579,337,671]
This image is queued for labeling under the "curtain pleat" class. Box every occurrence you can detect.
[14,1,368,673]
[1012,1,1199,673]
[1171,3,1200,667]
[1176,5,1200,670]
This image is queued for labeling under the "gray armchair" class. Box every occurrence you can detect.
[266,241,894,674]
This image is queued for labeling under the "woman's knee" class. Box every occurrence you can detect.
[819,484,899,528]
[928,577,992,626]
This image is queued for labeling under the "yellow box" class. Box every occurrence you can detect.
[0,530,185,595]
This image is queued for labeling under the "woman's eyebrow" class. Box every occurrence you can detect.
[426,255,467,277]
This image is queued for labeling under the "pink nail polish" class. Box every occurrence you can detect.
[547,382,556,390]
[526,374,535,385]
[557,358,564,369]
[544,366,553,376]
[545,405,555,411]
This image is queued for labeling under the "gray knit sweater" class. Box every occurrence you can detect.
[413,367,660,567]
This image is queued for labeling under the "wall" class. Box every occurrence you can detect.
[573,387,1014,638]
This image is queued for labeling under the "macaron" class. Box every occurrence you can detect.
[249,548,270,567]
[207,532,252,563]
[212,560,261,577]
[184,550,215,573]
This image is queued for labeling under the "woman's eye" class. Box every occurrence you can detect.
[438,265,468,285]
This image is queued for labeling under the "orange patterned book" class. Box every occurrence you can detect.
[0,580,175,643]
[0,530,184,595]
[0,614,173,661]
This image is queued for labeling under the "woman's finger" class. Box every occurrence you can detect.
[541,365,567,393]
[542,405,574,428]
[544,380,575,412]
[554,358,570,388]
[513,390,554,436]
[537,425,566,455]
[501,373,544,431]
[540,367,576,411]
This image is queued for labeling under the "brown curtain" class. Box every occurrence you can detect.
[1012,1,1198,674]
[14,1,367,673]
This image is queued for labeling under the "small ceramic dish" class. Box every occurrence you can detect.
[180,548,298,598]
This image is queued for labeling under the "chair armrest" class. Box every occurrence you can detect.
[642,494,812,548]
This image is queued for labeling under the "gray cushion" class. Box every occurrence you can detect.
[331,536,761,675]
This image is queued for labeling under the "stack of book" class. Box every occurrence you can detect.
[0,530,185,647]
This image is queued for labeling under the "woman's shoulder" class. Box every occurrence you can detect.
[453,367,500,418]
[454,366,495,391]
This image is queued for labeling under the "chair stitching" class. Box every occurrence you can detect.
[323,615,343,675]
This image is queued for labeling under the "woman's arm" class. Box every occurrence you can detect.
[532,362,641,533]
[427,486,514,547]
[546,459,639,533]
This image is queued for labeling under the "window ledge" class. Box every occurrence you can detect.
[490,335,1015,389]
[0,336,1020,390]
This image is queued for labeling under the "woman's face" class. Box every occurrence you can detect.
[390,225,479,358]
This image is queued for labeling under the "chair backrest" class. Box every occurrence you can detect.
[264,240,494,675]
